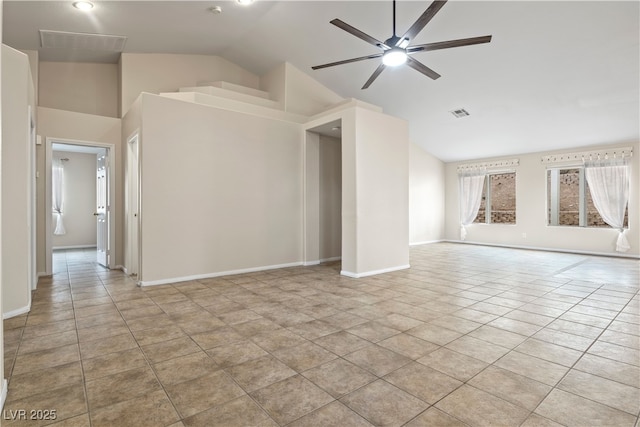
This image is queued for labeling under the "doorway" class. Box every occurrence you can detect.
[304,120,343,265]
[45,139,115,274]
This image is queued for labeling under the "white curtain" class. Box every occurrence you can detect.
[52,159,66,235]
[584,158,630,252]
[458,170,486,240]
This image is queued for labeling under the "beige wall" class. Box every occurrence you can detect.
[120,53,260,116]
[0,0,5,408]
[350,107,410,275]
[410,143,445,244]
[52,151,97,249]
[282,62,343,116]
[319,135,342,260]
[39,62,118,118]
[2,45,35,317]
[36,107,123,273]
[137,93,303,284]
[444,141,640,256]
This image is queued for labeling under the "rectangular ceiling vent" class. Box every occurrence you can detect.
[450,108,470,118]
[40,30,127,51]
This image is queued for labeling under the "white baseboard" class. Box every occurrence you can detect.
[37,272,51,278]
[112,265,126,272]
[304,256,342,266]
[52,245,97,250]
[0,379,7,412]
[139,261,304,287]
[410,239,444,246]
[341,264,411,278]
[445,240,640,259]
[3,303,31,319]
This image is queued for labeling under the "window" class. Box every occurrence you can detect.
[474,172,516,224]
[547,167,629,228]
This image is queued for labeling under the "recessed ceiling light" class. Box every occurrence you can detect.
[209,6,223,14]
[72,1,94,10]
[236,0,254,5]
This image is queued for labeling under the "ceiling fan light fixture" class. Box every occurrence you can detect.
[236,0,254,5]
[382,48,407,67]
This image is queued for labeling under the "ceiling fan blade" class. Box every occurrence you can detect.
[407,35,492,53]
[406,57,441,80]
[397,0,447,46]
[312,53,384,70]
[330,19,390,50]
[362,63,387,89]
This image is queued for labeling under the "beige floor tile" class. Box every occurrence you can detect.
[182,395,274,427]
[435,384,530,427]
[313,331,371,356]
[587,340,640,366]
[225,355,296,392]
[287,319,340,340]
[206,340,268,368]
[250,374,334,425]
[344,344,411,377]
[131,324,186,346]
[166,370,246,418]
[90,390,179,427]
[495,351,570,386]
[190,326,245,350]
[520,413,565,427]
[514,338,583,367]
[302,358,377,398]
[406,323,463,345]
[557,369,640,415]
[346,321,400,342]
[468,325,529,348]
[17,330,78,355]
[249,328,308,352]
[82,348,147,381]
[384,361,463,404]
[288,401,373,427]
[446,335,511,364]
[46,413,91,427]
[6,361,83,402]
[79,333,138,359]
[405,407,467,427]
[75,321,129,343]
[535,388,637,426]
[378,333,439,359]
[153,351,220,386]
[272,341,337,372]
[2,384,87,427]
[468,365,552,410]
[5,245,638,427]
[141,336,202,363]
[340,379,429,426]
[12,343,80,376]
[85,366,162,410]
[573,353,640,387]
[417,347,488,381]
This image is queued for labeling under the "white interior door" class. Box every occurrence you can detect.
[127,135,139,276]
[96,150,109,267]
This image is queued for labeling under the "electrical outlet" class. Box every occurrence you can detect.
[522,233,527,238]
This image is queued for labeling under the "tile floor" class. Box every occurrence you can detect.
[2,244,639,426]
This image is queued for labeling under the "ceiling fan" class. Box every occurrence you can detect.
[312,0,492,89]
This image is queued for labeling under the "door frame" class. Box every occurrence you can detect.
[45,137,116,275]
[125,132,141,278]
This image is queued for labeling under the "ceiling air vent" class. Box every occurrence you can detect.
[39,30,127,51]
[450,108,470,118]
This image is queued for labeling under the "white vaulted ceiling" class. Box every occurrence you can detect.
[3,1,639,162]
